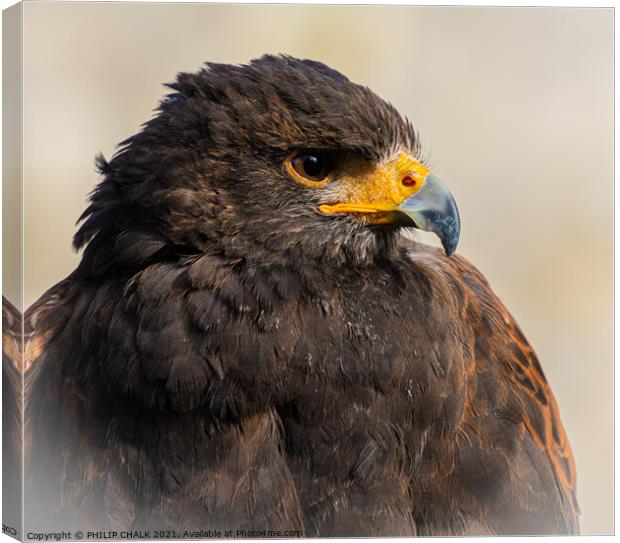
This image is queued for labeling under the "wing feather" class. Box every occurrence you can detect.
[447,253,579,534]
[404,244,578,535]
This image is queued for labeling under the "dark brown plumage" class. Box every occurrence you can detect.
[4,55,578,536]
[3,298,23,538]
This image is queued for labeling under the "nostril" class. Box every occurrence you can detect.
[402,176,416,187]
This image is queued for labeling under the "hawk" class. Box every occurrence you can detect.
[3,55,578,536]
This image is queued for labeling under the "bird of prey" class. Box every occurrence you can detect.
[3,55,578,536]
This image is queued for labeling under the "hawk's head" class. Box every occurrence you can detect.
[75,55,459,275]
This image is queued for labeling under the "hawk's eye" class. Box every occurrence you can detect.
[285,151,335,186]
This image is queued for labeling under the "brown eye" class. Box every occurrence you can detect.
[285,151,335,186]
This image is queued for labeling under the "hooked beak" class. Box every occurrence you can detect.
[396,174,460,256]
[319,153,461,255]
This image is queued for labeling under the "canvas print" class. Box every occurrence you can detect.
[2,2,613,539]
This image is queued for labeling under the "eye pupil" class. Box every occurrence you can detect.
[303,155,323,178]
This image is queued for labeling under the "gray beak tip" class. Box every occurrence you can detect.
[397,174,461,256]
[438,213,460,256]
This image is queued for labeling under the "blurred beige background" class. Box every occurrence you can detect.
[13,2,614,535]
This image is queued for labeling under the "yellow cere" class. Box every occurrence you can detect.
[319,153,430,217]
